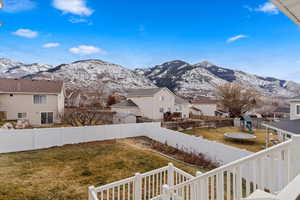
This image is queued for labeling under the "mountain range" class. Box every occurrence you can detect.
[0,58,299,98]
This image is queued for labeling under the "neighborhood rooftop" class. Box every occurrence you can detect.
[266,119,300,135]
[110,99,138,107]
[175,96,189,104]
[0,78,63,94]
[191,98,218,104]
[126,88,162,97]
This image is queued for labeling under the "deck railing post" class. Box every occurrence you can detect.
[290,135,300,181]
[162,184,171,200]
[134,173,142,200]
[88,186,96,200]
[193,171,202,200]
[168,163,174,187]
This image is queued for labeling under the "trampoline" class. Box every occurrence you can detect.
[224,133,257,141]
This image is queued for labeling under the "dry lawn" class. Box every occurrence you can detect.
[0,139,199,200]
[183,127,268,152]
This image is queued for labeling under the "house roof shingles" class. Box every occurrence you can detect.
[127,88,162,97]
[175,96,189,104]
[273,107,290,114]
[111,99,138,108]
[0,78,63,94]
[266,119,300,135]
[192,99,218,104]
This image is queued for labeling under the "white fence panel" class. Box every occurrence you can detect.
[0,130,35,153]
[0,123,153,154]
[0,122,251,166]
[34,128,63,148]
[145,126,252,164]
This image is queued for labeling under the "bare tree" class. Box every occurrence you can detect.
[62,108,105,126]
[216,83,260,117]
[65,80,107,108]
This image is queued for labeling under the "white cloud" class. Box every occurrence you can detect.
[69,45,106,55]
[53,0,93,16]
[227,35,248,43]
[245,2,279,15]
[12,29,38,38]
[43,43,60,48]
[256,2,279,14]
[69,17,93,25]
[3,0,36,13]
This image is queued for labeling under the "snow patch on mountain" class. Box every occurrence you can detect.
[32,59,156,92]
[136,60,300,98]
[0,58,53,78]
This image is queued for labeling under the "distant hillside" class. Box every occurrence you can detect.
[1,58,300,98]
[136,60,300,98]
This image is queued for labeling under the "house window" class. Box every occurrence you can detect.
[160,96,164,101]
[159,108,164,113]
[41,112,54,124]
[17,112,27,119]
[34,95,47,104]
[297,105,300,115]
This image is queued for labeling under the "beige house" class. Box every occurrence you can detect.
[111,88,190,120]
[290,96,300,120]
[174,96,190,118]
[191,99,218,116]
[0,78,64,126]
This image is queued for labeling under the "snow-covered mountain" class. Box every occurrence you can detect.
[136,60,300,98]
[1,58,300,98]
[29,59,155,92]
[0,58,52,78]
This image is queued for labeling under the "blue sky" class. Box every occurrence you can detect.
[1,0,300,82]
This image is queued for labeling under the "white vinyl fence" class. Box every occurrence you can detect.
[143,124,252,164]
[0,123,147,153]
[0,123,251,164]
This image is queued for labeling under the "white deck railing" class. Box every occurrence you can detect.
[88,163,195,200]
[89,135,300,200]
[159,140,292,200]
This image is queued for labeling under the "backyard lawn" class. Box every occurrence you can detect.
[0,139,199,200]
[183,127,268,152]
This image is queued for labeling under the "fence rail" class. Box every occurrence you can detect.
[89,163,195,200]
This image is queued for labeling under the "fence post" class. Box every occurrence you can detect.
[162,184,171,200]
[88,186,96,200]
[168,163,174,187]
[191,171,202,200]
[134,173,142,200]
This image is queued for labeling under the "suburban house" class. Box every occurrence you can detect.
[174,96,190,118]
[110,99,141,116]
[191,98,218,116]
[111,88,190,120]
[264,96,300,141]
[289,96,300,120]
[0,78,64,126]
[272,106,290,119]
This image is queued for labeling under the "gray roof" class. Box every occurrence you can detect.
[0,78,63,94]
[127,88,162,97]
[111,99,138,108]
[291,96,300,101]
[273,107,290,113]
[266,119,300,135]
[175,96,189,104]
